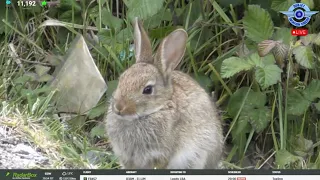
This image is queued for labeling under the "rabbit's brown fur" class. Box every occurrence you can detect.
[105,18,224,169]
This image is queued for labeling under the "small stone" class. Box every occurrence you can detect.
[13,143,37,155]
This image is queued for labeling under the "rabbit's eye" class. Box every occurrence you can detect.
[143,85,153,94]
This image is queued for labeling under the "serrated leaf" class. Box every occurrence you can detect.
[243,5,274,42]
[302,79,320,101]
[271,0,295,11]
[293,46,315,69]
[287,89,311,115]
[301,33,320,46]
[228,87,270,133]
[35,65,51,76]
[248,106,271,133]
[221,57,254,78]
[126,0,165,21]
[255,64,282,89]
[273,42,289,67]
[227,87,266,118]
[258,40,276,57]
[37,74,54,82]
[275,149,303,168]
[247,52,264,67]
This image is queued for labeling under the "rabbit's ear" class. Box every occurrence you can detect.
[134,17,153,64]
[155,29,188,80]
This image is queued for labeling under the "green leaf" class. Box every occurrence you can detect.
[293,46,315,69]
[97,30,113,45]
[262,54,276,65]
[106,80,119,99]
[100,8,123,30]
[115,28,133,43]
[182,0,202,28]
[68,115,86,131]
[301,33,320,46]
[59,0,82,11]
[275,149,303,168]
[243,5,274,43]
[287,89,311,115]
[247,106,271,133]
[193,73,212,93]
[301,0,315,9]
[227,87,266,118]
[273,27,295,46]
[228,87,270,133]
[144,9,172,28]
[302,79,320,101]
[149,26,177,39]
[292,135,314,157]
[59,11,83,24]
[255,64,282,89]
[271,0,295,11]
[220,57,253,78]
[35,65,51,76]
[90,123,106,138]
[216,0,243,7]
[233,115,251,136]
[315,101,320,112]
[126,0,165,21]
[247,52,263,67]
[37,74,54,82]
[88,102,107,119]
[15,74,32,84]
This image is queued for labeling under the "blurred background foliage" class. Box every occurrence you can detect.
[1,0,320,169]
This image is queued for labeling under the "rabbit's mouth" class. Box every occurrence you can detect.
[112,113,140,121]
[111,105,164,121]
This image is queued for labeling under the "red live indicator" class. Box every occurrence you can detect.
[291,28,308,36]
[237,177,246,180]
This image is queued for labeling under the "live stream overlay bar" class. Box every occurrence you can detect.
[1,170,320,180]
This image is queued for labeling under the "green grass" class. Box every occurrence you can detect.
[0,0,320,169]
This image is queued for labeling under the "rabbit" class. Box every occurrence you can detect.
[105,18,224,169]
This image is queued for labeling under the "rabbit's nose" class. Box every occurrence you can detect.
[114,100,125,115]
